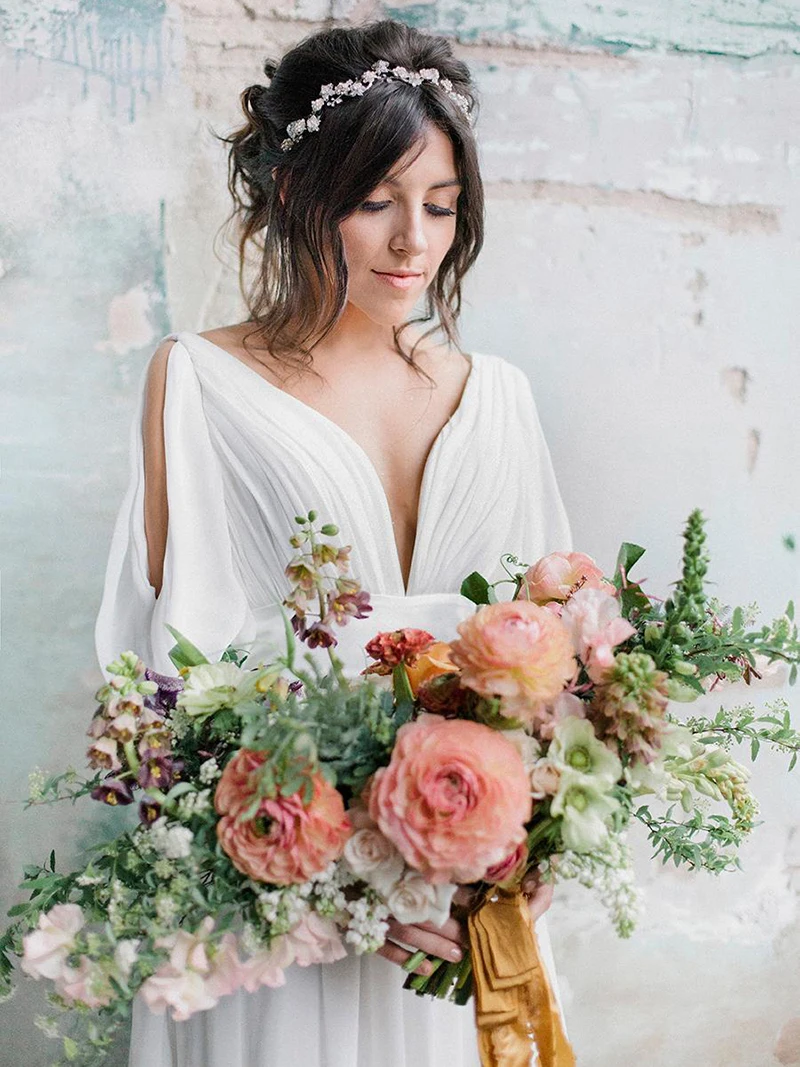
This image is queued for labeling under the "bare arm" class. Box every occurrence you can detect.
[142,339,175,598]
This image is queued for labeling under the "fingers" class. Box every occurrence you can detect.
[521,868,542,897]
[385,917,466,961]
[453,885,479,910]
[526,881,554,923]
[376,940,436,976]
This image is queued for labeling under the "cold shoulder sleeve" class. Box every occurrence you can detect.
[95,337,253,676]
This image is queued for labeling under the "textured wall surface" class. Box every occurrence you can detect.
[1,0,799,1064]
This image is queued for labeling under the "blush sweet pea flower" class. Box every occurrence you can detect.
[140,917,237,1021]
[448,601,576,723]
[517,551,608,605]
[215,749,351,885]
[55,956,112,1008]
[21,903,85,981]
[368,713,532,884]
[559,586,636,683]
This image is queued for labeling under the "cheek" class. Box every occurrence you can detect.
[339,217,380,271]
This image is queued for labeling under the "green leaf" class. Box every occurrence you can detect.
[787,600,795,621]
[48,850,56,872]
[278,605,296,671]
[63,1037,79,1061]
[750,737,760,761]
[613,542,646,589]
[460,571,491,605]
[166,626,210,670]
[790,663,798,686]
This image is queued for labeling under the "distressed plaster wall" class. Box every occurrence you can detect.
[1,0,798,1064]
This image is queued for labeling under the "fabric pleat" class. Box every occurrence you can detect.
[94,330,573,1067]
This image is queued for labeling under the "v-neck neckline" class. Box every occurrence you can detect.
[181,331,481,596]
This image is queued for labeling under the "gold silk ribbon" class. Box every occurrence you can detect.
[467,887,576,1067]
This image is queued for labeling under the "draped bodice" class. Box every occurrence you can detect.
[95,331,572,676]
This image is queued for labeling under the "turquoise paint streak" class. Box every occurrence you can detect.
[383,0,800,57]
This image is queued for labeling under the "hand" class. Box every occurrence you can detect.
[522,869,554,923]
[376,886,476,977]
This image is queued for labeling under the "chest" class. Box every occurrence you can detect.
[279,360,471,582]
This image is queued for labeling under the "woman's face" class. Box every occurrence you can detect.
[338,124,461,326]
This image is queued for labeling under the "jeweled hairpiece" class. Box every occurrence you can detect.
[280,58,473,153]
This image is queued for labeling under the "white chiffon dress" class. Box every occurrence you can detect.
[95,330,574,1067]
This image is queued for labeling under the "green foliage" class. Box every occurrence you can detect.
[460,570,491,605]
[237,667,400,801]
[166,625,209,670]
[634,804,746,874]
[684,699,800,771]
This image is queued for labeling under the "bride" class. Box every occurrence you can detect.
[95,16,573,1067]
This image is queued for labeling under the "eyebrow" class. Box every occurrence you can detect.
[383,176,462,190]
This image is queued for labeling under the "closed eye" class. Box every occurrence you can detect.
[359,201,456,217]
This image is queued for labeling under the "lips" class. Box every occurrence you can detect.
[373,270,423,290]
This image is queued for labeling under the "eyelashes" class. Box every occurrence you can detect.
[358,201,456,217]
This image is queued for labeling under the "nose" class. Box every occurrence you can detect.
[389,203,428,257]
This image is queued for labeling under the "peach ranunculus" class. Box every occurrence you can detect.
[215,749,351,885]
[448,601,576,723]
[559,586,636,683]
[517,551,608,605]
[368,713,532,884]
[404,641,457,697]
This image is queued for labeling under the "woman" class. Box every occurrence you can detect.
[95,17,573,1067]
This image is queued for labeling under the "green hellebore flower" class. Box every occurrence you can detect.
[549,717,622,787]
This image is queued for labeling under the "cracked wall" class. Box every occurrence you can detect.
[1,1,799,1064]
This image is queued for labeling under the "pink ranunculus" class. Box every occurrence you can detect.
[238,937,293,993]
[448,601,576,723]
[215,750,352,885]
[21,903,85,981]
[284,912,346,967]
[55,956,112,1008]
[484,841,528,887]
[559,586,636,683]
[517,552,608,605]
[368,713,532,884]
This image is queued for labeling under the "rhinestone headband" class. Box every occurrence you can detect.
[280,58,473,153]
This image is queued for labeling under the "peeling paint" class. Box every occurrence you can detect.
[485,179,781,234]
[384,0,800,58]
[746,427,761,473]
[775,1017,800,1065]
[721,366,751,403]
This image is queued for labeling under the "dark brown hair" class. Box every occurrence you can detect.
[217,18,484,383]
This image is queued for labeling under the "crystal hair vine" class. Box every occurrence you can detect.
[279,58,473,153]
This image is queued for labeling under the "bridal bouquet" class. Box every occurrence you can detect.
[2,509,799,1067]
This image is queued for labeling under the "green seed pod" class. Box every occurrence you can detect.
[320,524,339,536]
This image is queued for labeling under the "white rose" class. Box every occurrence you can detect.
[343,828,404,897]
[387,873,457,928]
